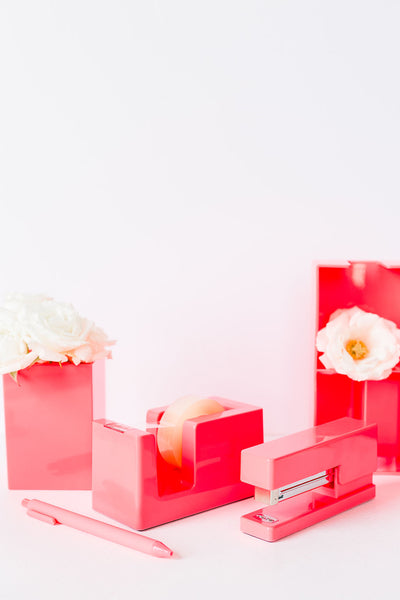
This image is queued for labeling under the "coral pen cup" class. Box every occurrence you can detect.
[22,499,173,558]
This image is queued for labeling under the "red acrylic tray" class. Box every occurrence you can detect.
[315,261,400,474]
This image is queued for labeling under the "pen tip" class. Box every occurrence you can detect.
[152,542,173,558]
[21,498,30,508]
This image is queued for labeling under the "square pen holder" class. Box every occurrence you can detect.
[315,261,400,473]
[92,398,263,529]
[3,361,105,489]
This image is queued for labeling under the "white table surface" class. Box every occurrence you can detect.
[1,433,399,600]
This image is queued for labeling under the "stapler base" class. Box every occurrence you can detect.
[240,484,375,542]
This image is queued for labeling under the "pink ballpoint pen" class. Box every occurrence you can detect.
[22,499,173,558]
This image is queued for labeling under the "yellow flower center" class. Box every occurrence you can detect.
[345,339,369,360]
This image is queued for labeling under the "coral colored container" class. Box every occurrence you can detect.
[92,399,263,529]
[3,360,105,489]
[315,261,400,473]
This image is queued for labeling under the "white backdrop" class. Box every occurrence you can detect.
[1,3,400,598]
[2,1,400,437]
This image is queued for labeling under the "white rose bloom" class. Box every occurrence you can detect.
[0,308,37,375]
[316,306,400,381]
[2,293,114,369]
[67,323,113,365]
[20,298,94,363]
[3,293,51,314]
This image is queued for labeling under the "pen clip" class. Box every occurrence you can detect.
[26,509,59,526]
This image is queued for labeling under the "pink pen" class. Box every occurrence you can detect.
[22,499,173,558]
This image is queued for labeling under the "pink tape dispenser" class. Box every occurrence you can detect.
[92,396,263,529]
[240,417,377,542]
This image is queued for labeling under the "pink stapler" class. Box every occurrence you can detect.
[92,398,263,529]
[240,417,377,542]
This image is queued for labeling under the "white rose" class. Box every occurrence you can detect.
[0,308,37,375]
[3,293,114,367]
[19,298,94,363]
[316,306,400,381]
[18,297,114,365]
[3,292,51,313]
[66,323,113,365]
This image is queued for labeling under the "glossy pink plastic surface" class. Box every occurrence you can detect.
[92,398,263,529]
[240,417,377,541]
[3,361,105,489]
[315,262,400,473]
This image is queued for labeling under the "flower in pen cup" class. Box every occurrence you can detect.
[316,306,400,381]
[0,293,114,380]
[0,309,38,379]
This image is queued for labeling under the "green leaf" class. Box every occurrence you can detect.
[29,357,41,367]
[9,371,19,384]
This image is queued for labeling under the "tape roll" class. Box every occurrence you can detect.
[157,395,225,468]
